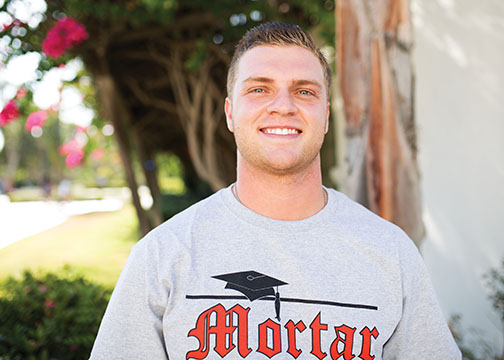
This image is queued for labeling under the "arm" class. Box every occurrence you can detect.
[90,239,169,359]
[382,238,461,359]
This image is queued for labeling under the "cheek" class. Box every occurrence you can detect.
[233,104,261,125]
[301,106,328,127]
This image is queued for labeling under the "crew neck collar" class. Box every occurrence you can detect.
[219,183,339,233]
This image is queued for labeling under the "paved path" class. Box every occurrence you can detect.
[0,195,124,249]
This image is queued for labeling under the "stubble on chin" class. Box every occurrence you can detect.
[235,135,324,178]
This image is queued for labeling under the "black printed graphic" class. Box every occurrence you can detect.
[213,270,287,320]
[186,270,378,317]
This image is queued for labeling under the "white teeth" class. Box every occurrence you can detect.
[263,128,300,135]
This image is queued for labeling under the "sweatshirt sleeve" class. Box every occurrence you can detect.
[382,237,461,359]
[89,237,169,359]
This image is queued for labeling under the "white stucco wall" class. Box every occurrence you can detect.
[412,0,504,353]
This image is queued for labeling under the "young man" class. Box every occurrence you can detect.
[90,23,460,359]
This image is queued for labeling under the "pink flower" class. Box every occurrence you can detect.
[44,299,55,309]
[38,285,48,294]
[91,148,105,161]
[42,17,88,59]
[42,28,66,58]
[65,149,84,168]
[16,87,27,99]
[48,103,60,112]
[58,18,88,46]
[59,138,85,168]
[0,100,19,126]
[75,125,88,133]
[25,110,48,132]
[59,138,83,155]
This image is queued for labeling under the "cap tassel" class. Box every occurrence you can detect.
[275,287,281,321]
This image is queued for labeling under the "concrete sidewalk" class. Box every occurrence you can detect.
[0,195,124,249]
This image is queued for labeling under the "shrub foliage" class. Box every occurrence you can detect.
[0,268,111,359]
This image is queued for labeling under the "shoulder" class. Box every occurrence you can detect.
[133,189,227,251]
[326,188,420,260]
[327,188,411,239]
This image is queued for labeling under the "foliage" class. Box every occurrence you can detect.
[1,0,334,70]
[41,17,88,59]
[156,152,186,194]
[160,192,206,220]
[160,181,213,220]
[0,89,64,188]
[0,100,19,125]
[449,313,503,360]
[0,71,124,189]
[1,0,336,226]
[485,258,504,326]
[0,5,125,188]
[448,260,504,360]
[0,268,111,359]
[484,258,504,359]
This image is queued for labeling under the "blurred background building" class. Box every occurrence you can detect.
[413,0,504,352]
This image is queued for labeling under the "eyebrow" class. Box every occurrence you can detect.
[242,76,275,84]
[242,77,323,90]
[292,79,323,90]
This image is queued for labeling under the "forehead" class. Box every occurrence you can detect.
[234,45,325,88]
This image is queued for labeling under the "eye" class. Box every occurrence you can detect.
[298,89,314,96]
[251,88,265,93]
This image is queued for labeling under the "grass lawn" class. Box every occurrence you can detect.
[0,205,139,289]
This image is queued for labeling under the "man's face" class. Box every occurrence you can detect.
[225,45,330,176]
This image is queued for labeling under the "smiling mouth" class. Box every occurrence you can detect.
[260,128,301,135]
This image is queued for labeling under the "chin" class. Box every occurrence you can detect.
[238,146,321,176]
[260,157,317,177]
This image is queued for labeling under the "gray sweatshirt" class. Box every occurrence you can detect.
[90,185,461,359]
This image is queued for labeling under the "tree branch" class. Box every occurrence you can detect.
[124,77,177,114]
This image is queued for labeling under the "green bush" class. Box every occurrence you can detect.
[160,182,213,220]
[160,192,203,219]
[0,268,111,360]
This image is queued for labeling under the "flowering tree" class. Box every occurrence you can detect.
[42,17,88,59]
[0,13,98,193]
[0,100,19,126]
[1,88,57,192]
[1,0,335,234]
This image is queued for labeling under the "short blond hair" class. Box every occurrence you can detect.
[227,22,331,99]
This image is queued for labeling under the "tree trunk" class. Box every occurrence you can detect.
[131,129,164,227]
[124,45,235,192]
[336,0,424,246]
[94,74,152,236]
[167,54,228,191]
[3,120,21,192]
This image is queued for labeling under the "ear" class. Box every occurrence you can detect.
[225,97,234,133]
[324,102,330,134]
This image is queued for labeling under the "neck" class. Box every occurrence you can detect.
[234,155,326,221]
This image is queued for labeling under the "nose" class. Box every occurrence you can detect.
[266,89,297,116]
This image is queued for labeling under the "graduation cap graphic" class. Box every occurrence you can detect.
[186,270,378,319]
[212,270,288,321]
